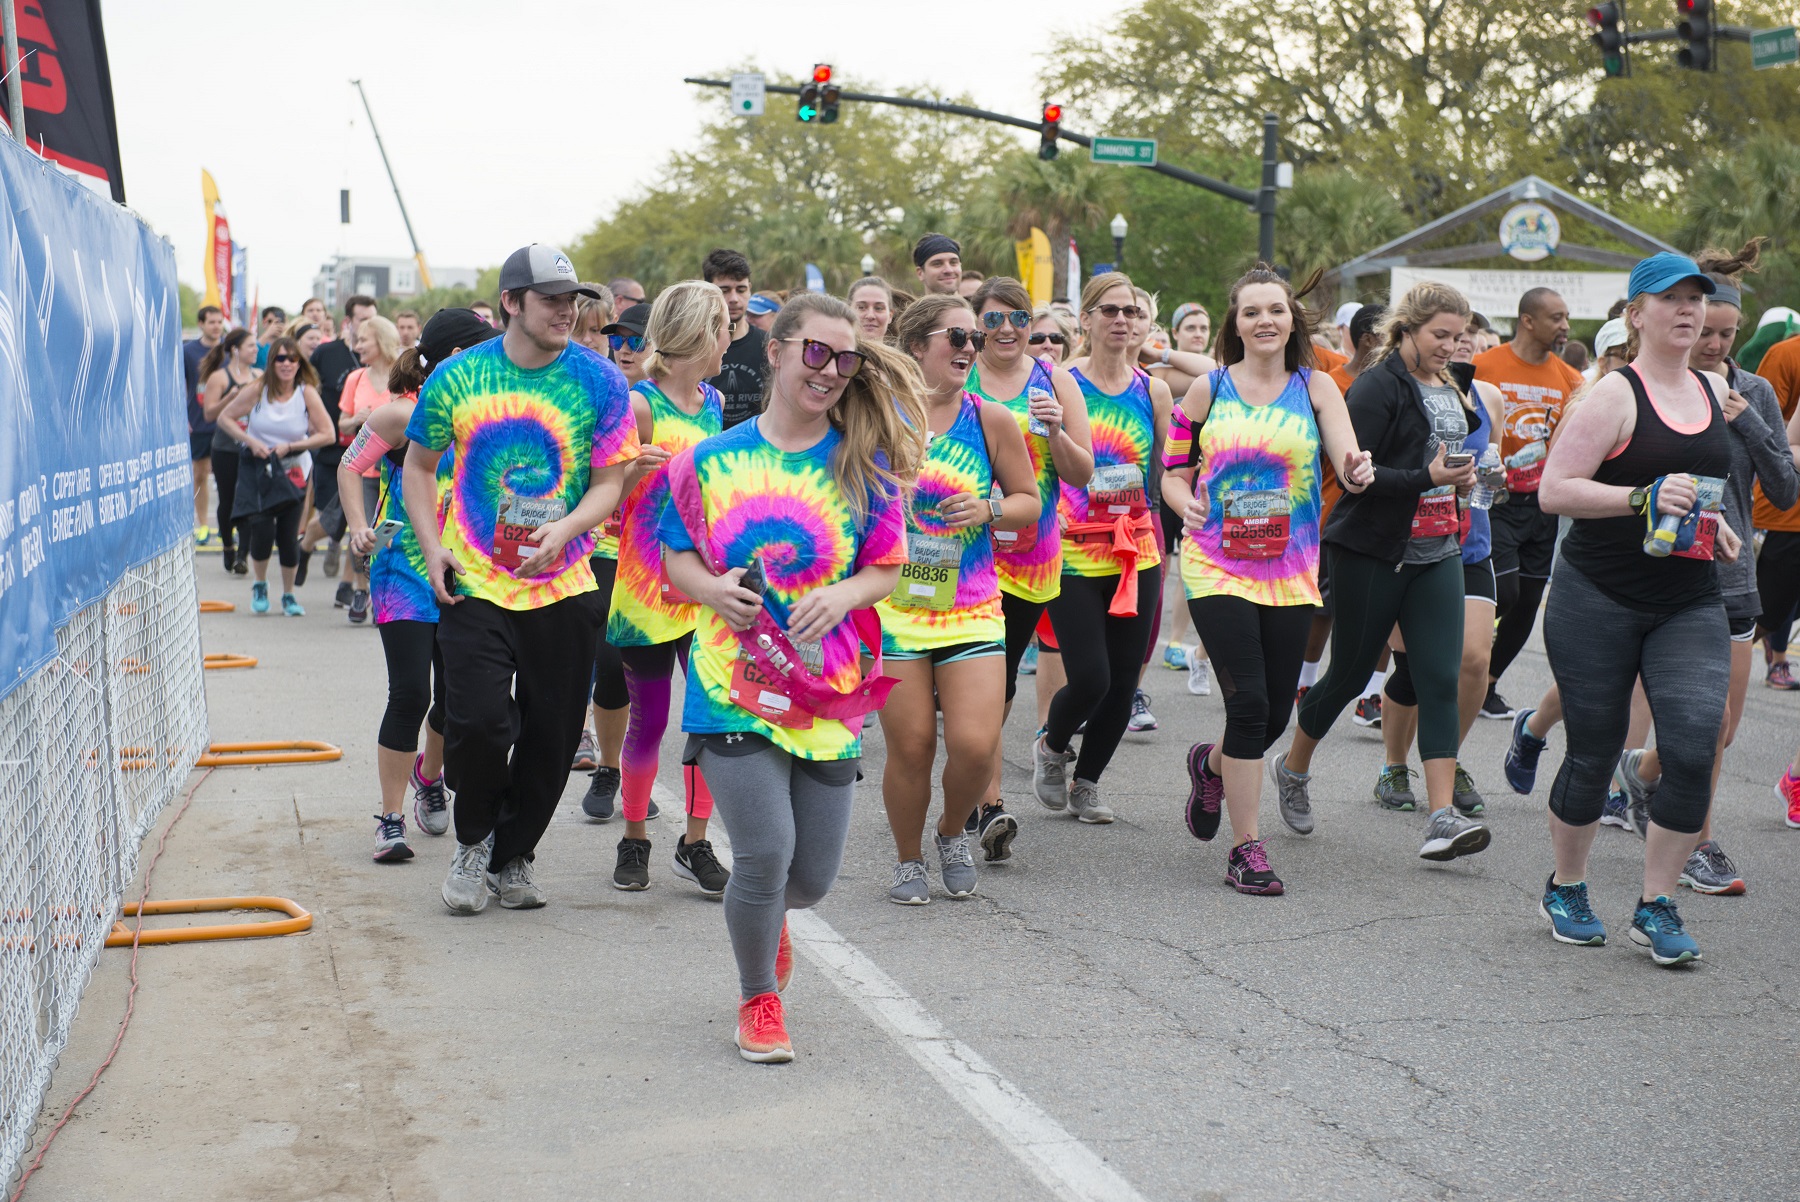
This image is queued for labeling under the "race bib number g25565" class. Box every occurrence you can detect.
[1220,488,1290,560]
[891,532,961,611]
[1087,463,1147,518]
[493,490,568,570]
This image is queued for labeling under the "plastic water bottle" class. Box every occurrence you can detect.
[1470,446,1503,511]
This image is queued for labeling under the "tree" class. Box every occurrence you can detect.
[1276,168,1409,282]
[1677,134,1800,326]
[964,153,1121,301]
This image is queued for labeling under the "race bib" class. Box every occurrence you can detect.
[493,490,568,571]
[1671,475,1727,561]
[991,484,1038,556]
[891,532,961,610]
[1088,463,1147,518]
[601,510,623,541]
[728,638,824,728]
[1220,488,1291,560]
[1411,490,1459,539]
[1505,440,1546,493]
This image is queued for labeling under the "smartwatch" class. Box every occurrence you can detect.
[988,495,1004,521]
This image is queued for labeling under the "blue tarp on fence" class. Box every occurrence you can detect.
[0,136,189,702]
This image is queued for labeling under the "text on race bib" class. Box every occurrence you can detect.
[1220,488,1291,560]
[1088,463,1147,518]
[493,490,568,570]
[890,532,961,611]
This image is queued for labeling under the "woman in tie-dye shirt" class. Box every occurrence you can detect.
[659,292,926,1064]
[876,295,1039,906]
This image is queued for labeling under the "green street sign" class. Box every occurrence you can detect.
[1752,26,1798,69]
[1090,137,1157,166]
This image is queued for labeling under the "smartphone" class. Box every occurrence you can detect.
[373,518,407,549]
[738,553,767,596]
[1443,452,1474,469]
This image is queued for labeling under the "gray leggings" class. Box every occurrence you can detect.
[1544,563,1729,835]
[696,740,859,998]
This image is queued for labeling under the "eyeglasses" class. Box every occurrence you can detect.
[981,310,1031,331]
[779,337,867,379]
[270,354,297,364]
[1088,303,1147,321]
[608,333,646,353]
[617,294,646,306]
[1027,332,1067,347]
[928,327,986,352]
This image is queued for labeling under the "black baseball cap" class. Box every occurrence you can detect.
[601,302,652,338]
[417,308,500,368]
[498,244,600,299]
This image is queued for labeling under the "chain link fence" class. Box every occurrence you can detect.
[0,545,207,1190]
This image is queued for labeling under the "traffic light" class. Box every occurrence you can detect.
[1676,0,1714,69]
[817,64,840,123]
[797,74,820,122]
[1587,2,1630,77]
[1039,103,1062,161]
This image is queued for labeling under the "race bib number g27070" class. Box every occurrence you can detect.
[1411,490,1459,539]
[890,532,962,611]
[493,490,568,571]
[1219,488,1291,560]
[1087,463,1148,518]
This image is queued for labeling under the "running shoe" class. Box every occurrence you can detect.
[250,580,269,614]
[1269,753,1315,835]
[1352,693,1382,727]
[1418,807,1491,861]
[1128,689,1158,732]
[441,840,492,915]
[889,858,929,905]
[334,580,353,608]
[612,837,651,891]
[1767,661,1799,691]
[372,813,413,863]
[963,805,978,835]
[1018,641,1038,676]
[294,547,311,587]
[1615,749,1658,839]
[1032,735,1071,811]
[348,588,371,624]
[673,836,730,897]
[1600,789,1632,830]
[1452,765,1486,816]
[232,552,248,576]
[194,524,212,547]
[1679,840,1745,896]
[935,832,978,898]
[1539,876,1606,946]
[1779,767,1800,828]
[487,857,547,909]
[1479,684,1516,720]
[977,804,1018,862]
[412,759,450,836]
[1225,839,1284,895]
[322,540,342,578]
[736,992,794,1063]
[646,796,661,821]
[775,921,793,993]
[1629,895,1701,966]
[1373,764,1417,812]
[1293,684,1311,706]
[1068,779,1115,824]
[281,593,304,617]
[572,728,598,772]
[1184,742,1224,841]
[1187,655,1212,696]
[582,766,621,821]
[1503,708,1547,794]
[1162,641,1188,670]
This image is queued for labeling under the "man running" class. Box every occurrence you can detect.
[701,248,767,429]
[913,234,963,297]
[1473,287,1582,719]
[404,244,640,915]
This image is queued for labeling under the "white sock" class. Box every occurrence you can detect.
[1298,660,1319,688]
[1364,670,1387,699]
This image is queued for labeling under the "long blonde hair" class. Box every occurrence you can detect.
[642,280,728,379]
[1370,280,1471,386]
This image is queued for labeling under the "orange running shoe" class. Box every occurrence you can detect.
[1778,768,1800,829]
[775,920,793,993]
[736,992,794,1063]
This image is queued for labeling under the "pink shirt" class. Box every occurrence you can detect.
[340,367,394,474]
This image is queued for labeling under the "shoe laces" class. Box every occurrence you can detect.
[618,839,649,868]
[1070,780,1100,808]
[375,814,406,841]
[1639,896,1684,932]
[413,777,447,811]
[1552,881,1597,924]
[1698,841,1737,876]
[1454,765,1475,792]
[452,841,487,876]
[893,859,927,886]
[684,839,722,873]
[938,834,974,869]
[742,991,785,1036]
[1235,840,1273,874]
[1378,764,1415,792]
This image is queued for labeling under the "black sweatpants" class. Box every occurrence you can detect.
[436,591,604,865]
[1187,595,1313,760]
[376,619,446,753]
[1001,589,1047,705]
[1044,564,1161,784]
[213,444,242,554]
[1756,530,1800,653]
[245,501,301,569]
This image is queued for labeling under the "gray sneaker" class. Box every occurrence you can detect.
[1033,735,1071,811]
[889,858,930,905]
[486,856,547,909]
[1269,753,1315,835]
[1068,779,1115,824]
[1419,807,1492,861]
[441,840,492,915]
[935,832,978,898]
[1678,839,1745,895]
[1615,748,1658,839]
[1453,764,1486,815]
[1374,764,1417,811]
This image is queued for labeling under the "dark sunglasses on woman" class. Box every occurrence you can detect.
[270,353,297,364]
[778,337,868,379]
[1090,303,1146,321]
[981,310,1031,331]
[1027,332,1067,347]
[928,327,986,352]
[608,333,646,353]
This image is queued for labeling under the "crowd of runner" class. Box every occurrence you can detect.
[182,230,1800,1062]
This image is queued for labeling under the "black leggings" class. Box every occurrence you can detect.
[213,445,241,553]
[1544,564,1728,835]
[245,501,301,569]
[376,619,446,753]
[589,556,629,710]
[1000,589,1046,705]
[1297,547,1463,762]
[1756,530,1800,653]
[1491,572,1547,682]
[1187,595,1312,760]
[1044,564,1161,783]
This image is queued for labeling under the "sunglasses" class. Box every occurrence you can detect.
[1089,303,1148,322]
[1027,332,1067,347]
[928,327,986,352]
[608,333,646,353]
[779,337,867,379]
[981,310,1031,331]
[270,354,297,364]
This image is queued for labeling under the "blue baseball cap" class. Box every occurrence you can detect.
[747,294,781,316]
[1628,252,1715,300]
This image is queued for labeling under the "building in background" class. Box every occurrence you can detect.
[310,255,478,306]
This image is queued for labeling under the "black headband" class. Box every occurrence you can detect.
[913,234,960,267]
[1710,282,1742,308]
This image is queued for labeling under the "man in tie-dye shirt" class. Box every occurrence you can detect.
[405,243,640,916]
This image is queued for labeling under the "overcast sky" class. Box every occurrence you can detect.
[97,0,1106,307]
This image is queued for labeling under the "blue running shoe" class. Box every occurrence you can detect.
[1629,895,1700,966]
[1019,641,1038,676]
[1539,875,1606,946]
[1600,789,1631,828]
[250,581,270,614]
[1504,708,1546,794]
[281,593,305,617]
[1161,641,1188,671]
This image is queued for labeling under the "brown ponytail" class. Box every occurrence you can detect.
[388,345,428,395]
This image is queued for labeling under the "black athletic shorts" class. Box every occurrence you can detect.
[1464,557,1497,604]
[1726,591,1760,640]
[1490,497,1557,580]
[189,432,213,461]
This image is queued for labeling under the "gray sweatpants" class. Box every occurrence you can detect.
[697,741,859,998]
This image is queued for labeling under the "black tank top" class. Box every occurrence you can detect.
[1561,366,1731,613]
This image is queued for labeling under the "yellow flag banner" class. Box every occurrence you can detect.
[200,169,232,315]
[1027,228,1053,307]
[1014,238,1035,292]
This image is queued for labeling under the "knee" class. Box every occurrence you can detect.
[1460,644,1490,682]
[1222,687,1271,736]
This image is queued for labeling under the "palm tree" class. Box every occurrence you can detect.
[1277,168,1408,281]
[970,152,1121,299]
[1677,134,1800,325]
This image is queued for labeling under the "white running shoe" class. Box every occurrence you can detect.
[1187,656,1212,696]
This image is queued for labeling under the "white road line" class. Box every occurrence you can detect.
[652,783,1148,1202]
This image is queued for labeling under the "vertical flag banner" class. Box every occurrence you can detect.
[0,0,125,202]
[200,169,232,316]
[804,263,825,294]
[230,244,250,328]
[1014,237,1034,293]
[1027,228,1053,307]
[1067,238,1082,298]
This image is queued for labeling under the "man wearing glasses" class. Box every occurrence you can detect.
[703,248,768,429]
[608,277,647,309]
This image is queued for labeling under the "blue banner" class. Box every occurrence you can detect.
[0,137,189,701]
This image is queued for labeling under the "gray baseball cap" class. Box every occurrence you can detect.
[498,244,600,299]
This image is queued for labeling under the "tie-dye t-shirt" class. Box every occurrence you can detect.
[405,339,638,610]
[1163,368,1322,607]
[607,379,724,647]
[343,413,443,626]
[1060,366,1161,577]
[877,395,1003,652]
[658,418,908,761]
[968,360,1063,604]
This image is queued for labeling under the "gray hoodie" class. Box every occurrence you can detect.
[1720,362,1799,601]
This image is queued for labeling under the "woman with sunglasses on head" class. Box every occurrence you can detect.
[659,292,924,1062]
[198,329,261,574]
[1031,272,1171,824]
[849,276,894,343]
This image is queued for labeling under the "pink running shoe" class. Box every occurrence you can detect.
[1184,742,1224,842]
[1767,662,1799,691]
[1778,768,1800,829]
[736,992,794,1063]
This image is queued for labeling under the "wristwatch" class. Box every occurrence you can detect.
[989,495,1004,521]
[1628,485,1650,515]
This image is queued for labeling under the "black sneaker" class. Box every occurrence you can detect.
[348,588,371,624]
[582,766,620,821]
[963,806,979,835]
[673,836,729,897]
[1352,694,1382,727]
[977,804,1018,862]
[334,580,353,608]
[1479,684,1516,720]
[613,837,651,891]
[295,547,311,588]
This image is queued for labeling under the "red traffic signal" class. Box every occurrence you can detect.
[1039,103,1062,160]
[1676,0,1714,69]
[1042,103,1062,124]
[813,63,833,83]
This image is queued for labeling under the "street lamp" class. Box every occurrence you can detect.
[1110,213,1128,274]
[860,253,876,275]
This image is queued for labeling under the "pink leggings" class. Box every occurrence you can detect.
[619,636,714,823]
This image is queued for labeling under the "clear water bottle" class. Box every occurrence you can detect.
[1470,445,1504,511]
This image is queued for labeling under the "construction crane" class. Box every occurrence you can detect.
[350,79,433,291]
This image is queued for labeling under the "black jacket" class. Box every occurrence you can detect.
[1322,354,1477,564]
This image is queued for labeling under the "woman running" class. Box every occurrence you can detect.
[1163,266,1370,894]
[1147,301,1217,687]
[1032,272,1171,824]
[1536,252,1742,965]
[217,335,333,616]
[1271,282,1492,863]
[849,276,894,342]
[660,291,924,1062]
[197,329,261,573]
[876,294,1040,901]
[337,309,497,863]
[607,281,730,896]
[327,314,402,621]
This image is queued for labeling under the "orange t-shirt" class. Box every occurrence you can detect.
[1316,362,1360,526]
[1752,334,1800,530]
[339,367,393,473]
[1313,343,1347,373]
[1471,342,1582,495]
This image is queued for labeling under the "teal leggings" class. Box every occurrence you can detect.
[1298,547,1465,762]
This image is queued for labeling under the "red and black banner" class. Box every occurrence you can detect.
[1,0,124,203]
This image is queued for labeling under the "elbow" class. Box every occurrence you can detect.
[1538,477,1568,515]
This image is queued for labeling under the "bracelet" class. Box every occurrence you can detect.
[1160,348,1171,365]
